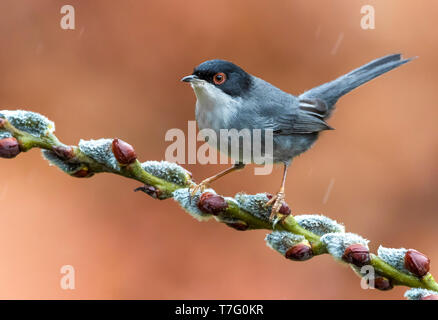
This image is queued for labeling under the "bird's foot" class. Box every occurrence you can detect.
[189,179,211,197]
[266,191,286,222]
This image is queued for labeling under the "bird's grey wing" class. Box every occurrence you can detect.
[267,97,333,135]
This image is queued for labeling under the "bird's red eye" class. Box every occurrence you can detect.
[213,72,226,85]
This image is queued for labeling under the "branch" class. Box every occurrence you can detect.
[1,110,437,300]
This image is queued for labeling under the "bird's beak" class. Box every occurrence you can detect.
[181,74,199,83]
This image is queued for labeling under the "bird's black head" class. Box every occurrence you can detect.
[182,60,252,97]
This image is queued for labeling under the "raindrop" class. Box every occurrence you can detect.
[331,32,344,55]
[322,178,335,204]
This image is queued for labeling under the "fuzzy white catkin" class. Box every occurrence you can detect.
[320,232,369,260]
[377,246,411,275]
[1,110,55,137]
[78,139,120,171]
[295,214,345,236]
[265,231,305,255]
[172,188,215,221]
[141,161,190,186]
[404,288,438,300]
[234,193,271,221]
[41,150,82,173]
[0,130,12,139]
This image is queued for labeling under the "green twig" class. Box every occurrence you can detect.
[1,110,436,299]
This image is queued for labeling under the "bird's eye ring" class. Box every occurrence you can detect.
[213,72,227,85]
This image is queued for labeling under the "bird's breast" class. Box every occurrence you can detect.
[193,84,239,134]
[195,100,228,133]
[195,96,242,160]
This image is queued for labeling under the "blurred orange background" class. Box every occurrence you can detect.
[0,0,437,299]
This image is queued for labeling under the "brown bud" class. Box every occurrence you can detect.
[52,145,74,160]
[0,118,6,128]
[225,221,249,231]
[279,203,291,215]
[285,242,313,261]
[266,193,291,215]
[0,137,21,159]
[197,192,228,215]
[405,249,430,277]
[71,167,94,178]
[373,277,393,291]
[134,184,162,199]
[342,244,371,267]
[421,295,438,300]
[112,138,137,165]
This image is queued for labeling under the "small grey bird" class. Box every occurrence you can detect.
[181,54,413,221]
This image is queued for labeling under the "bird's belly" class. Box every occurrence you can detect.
[196,104,253,162]
[272,133,319,163]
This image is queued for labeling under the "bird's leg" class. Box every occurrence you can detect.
[266,163,289,221]
[190,162,245,196]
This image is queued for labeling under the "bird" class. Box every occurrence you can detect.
[181,54,413,222]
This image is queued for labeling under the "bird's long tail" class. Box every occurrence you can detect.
[300,54,414,109]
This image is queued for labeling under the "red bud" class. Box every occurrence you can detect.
[225,221,249,231]
[342,244,371,267]
[134,184,162,199]
[112,138,137,165]
[52,145,74,160]
[373,277,393,291]
[285,242,313,261]
[71,167,94,178]
[405,249,430,277]
[197,192,228,215]
[266,193,291,215]
[0,137,20,158]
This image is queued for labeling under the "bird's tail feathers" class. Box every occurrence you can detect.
[300,54,415,109]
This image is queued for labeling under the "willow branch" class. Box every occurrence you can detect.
[1,110,437,300]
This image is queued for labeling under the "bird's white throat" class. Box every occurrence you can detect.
[191,81,240,132]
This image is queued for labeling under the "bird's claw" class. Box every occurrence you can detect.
[266,191,285,222]
[271,215,284,229]
[189,180,210,197]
